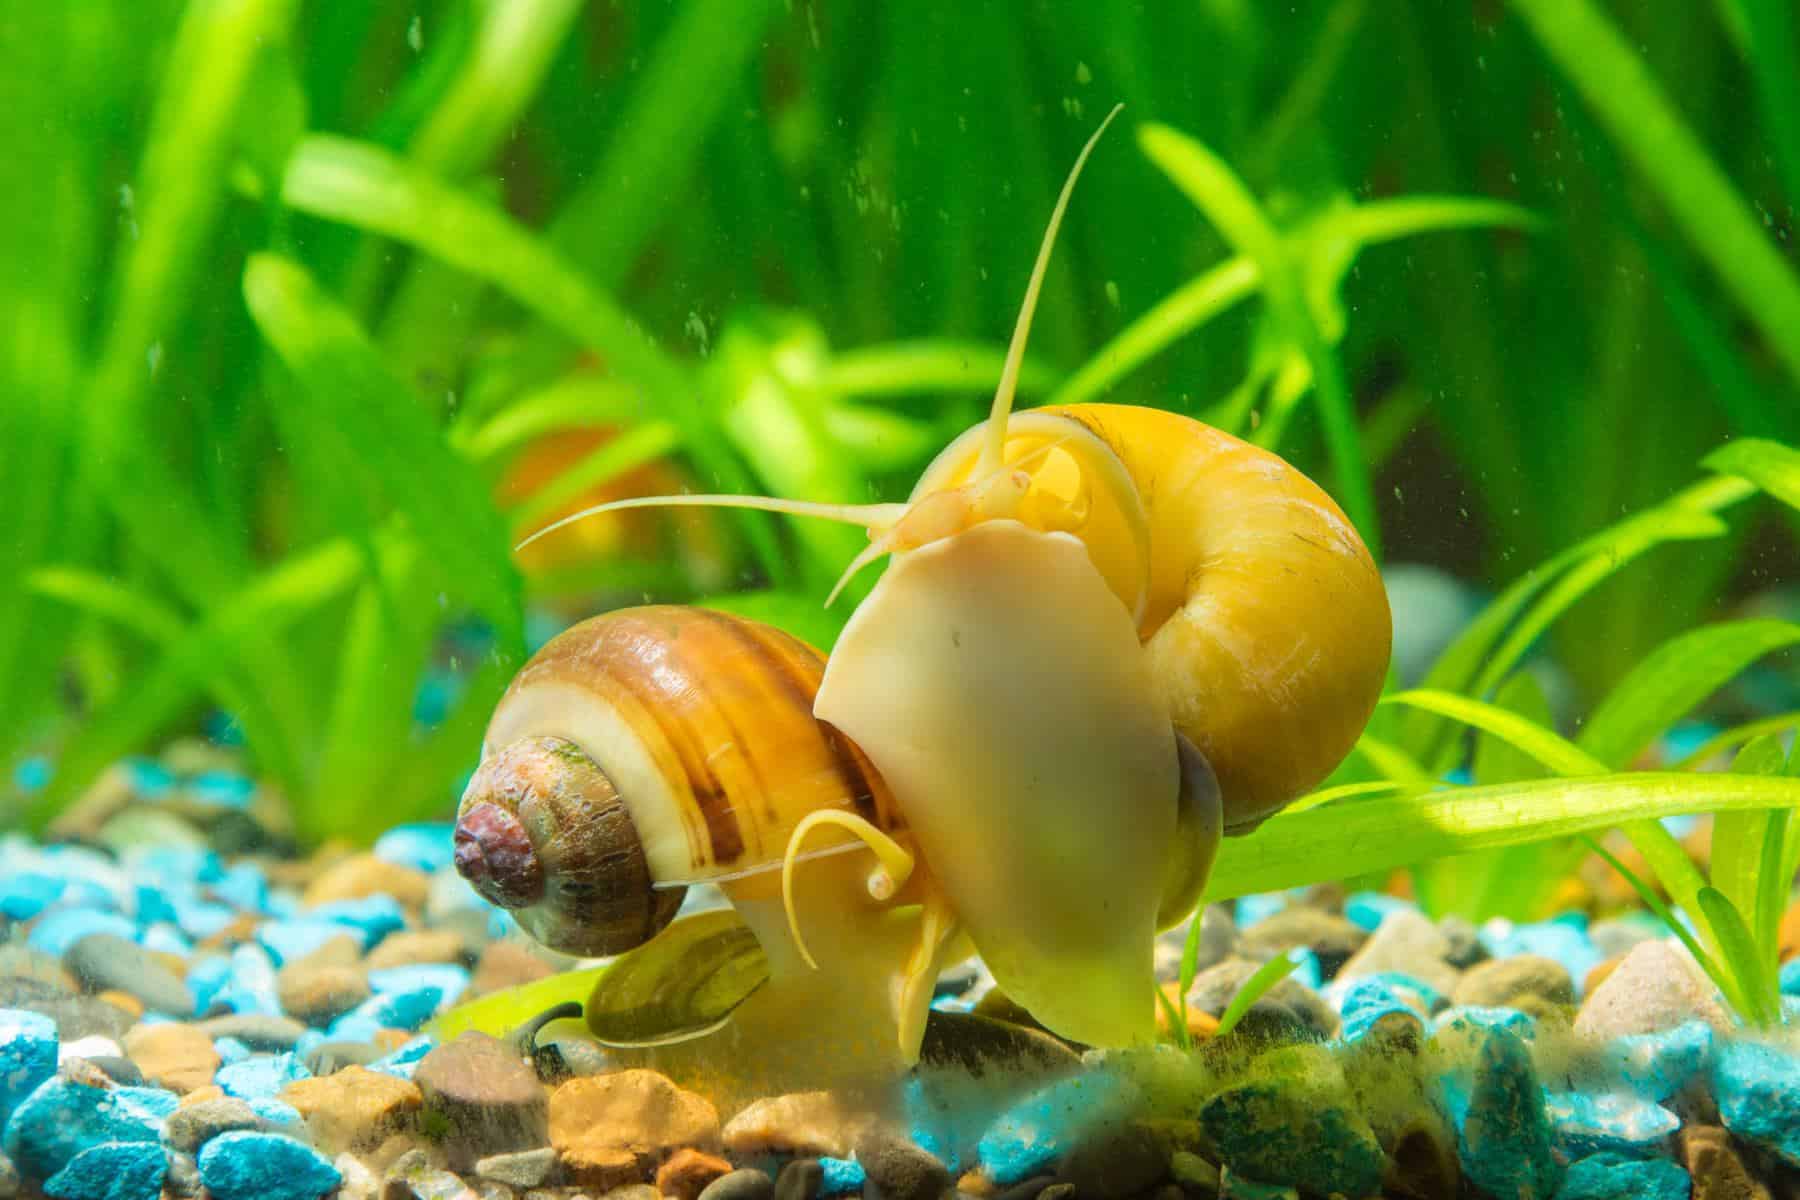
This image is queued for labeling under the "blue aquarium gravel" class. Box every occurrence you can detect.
[0,744,1795,1199]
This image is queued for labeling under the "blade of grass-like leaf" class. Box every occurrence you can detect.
[1579,620,1800,769]
[1696,887,1773,1027]
[279,136,785,582]
[244,253,524,650]
[1152,981,1189,1050]
[73,0,300,546]
[1240,0,1368,183]
[1585,836,1745,1019]
[1138,122,1376,553]
[1214,951,1303,1039]
[1351,733,1439,789]
[1510,0,1800,387]
[1284,780,1409,815]
[1706,737,1793,999]
[1739,0,1800,216]
[549,0,782,289]
[26,567,301,795]
[820,341,1057,399]
[28,569,185,646]
[1383,689,1607,776]
[1050,195,1537,411]
[1205,771,1800,902]
[25,539,363,830]
[1705,439,1800,514]
[459,377,646,463]
[1671,712,1800,769]
[1403,500,1733,769]
[821,406,941,474]
[409,0,584,178]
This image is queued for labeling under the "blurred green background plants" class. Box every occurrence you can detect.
[5,1,1800,850]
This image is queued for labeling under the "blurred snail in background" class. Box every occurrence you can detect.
[454,105,1390,1089]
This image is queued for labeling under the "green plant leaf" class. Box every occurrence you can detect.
[821,340,1056,399]
[1670,712,1800,769]
[1705,439,1800,515]
[1214,951,1303,1039]
[459,377,646,464]
[279,135,785,582]
[1203,771,1800,902]
[1579,620,1800,769]
[1138,122,1376,554]
[1696,887,1773,1027]
[244,253,524,650]
[1383,690,1607,777]
[508,422,683,532]
[26,539,364,829]
[1510,0,1800,387]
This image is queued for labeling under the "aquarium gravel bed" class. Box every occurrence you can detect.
[0,746,1797,1200]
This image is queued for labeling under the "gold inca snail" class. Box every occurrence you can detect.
[454,107,1390,1083]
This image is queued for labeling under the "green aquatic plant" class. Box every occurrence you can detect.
[6,3,1799,855]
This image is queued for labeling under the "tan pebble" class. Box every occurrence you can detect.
[282,1065,423,1155]
[276,962,371,1026]
[147,949,191,980]
[179,1084,226,1108]
[1575,939,1734,1039]
[720,1090,875,1160]
[654,1147,732,1200]
[551,1070,720,1189]
[123,1023,220,1094]
[470,941,556,997]
[367,930,467,970]
[957,1170,996,1196]
[287,933,366,972]
[372,1027,414,1053]
[198,913,263,951]
[1681,1123,1770,1200]
[1584,956,1622,996]
[264,840,357,891]
[1153,983,1220,1040]
[97,990,146,1021]
[599,1186,660,1200]
[369,1132,440,1174]
[304,852,430,910]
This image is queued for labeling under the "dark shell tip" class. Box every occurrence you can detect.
[454,801,545,909]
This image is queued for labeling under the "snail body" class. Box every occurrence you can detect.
[458,107,1389,1072]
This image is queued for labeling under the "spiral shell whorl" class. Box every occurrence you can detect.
[455,734,684,956]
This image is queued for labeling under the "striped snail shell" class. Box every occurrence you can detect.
[454,606,901,957]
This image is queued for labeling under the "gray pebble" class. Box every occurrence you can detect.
[772,1159,820,1200]
[85,1054,144,1086]
[1186,958,1337,1039]
[1452,954,1574,1010]
[0,947,76,990]
[857,1136,949,1200]
[1238,907,1368,977]
[702,1170,777,1200]
[65,932,194,1016]
[164,1097,265,1152]
[1336,909,1461,997]
[303,1039,387,1076]
[1438,915,1488,969]
[0,976,133,1040]
[164,1150,204,1197]
[1055,1122,1166,1199]
[1589,917,1660,961]
[193,1013,307,1050]
[475,1148,556,1190]
[413,1032,547,1169]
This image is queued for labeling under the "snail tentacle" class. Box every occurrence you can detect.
[978,102,1124,477]
[780,808,916,970]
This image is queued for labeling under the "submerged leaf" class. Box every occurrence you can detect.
[585,909,770,1047]
[1204,772,1800,902]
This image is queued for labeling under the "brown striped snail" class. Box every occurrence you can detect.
[454,107,1390,1085]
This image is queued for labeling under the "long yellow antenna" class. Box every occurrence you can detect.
[514,493,909,554]
[977,102,1124,477]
